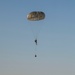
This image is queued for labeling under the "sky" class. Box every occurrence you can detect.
[0,0,75,75]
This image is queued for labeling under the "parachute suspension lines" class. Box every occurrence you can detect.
[27,11,45,57]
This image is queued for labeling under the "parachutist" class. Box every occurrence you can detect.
[35,54,37,57]
[35,39,37,45]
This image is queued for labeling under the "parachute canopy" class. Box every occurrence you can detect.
[27,11,45,21]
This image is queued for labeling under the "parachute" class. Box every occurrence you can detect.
[27,11,45,21]
[27,11,45,37]
[27,11,45,57]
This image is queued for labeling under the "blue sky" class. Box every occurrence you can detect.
[0,0,75,75]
